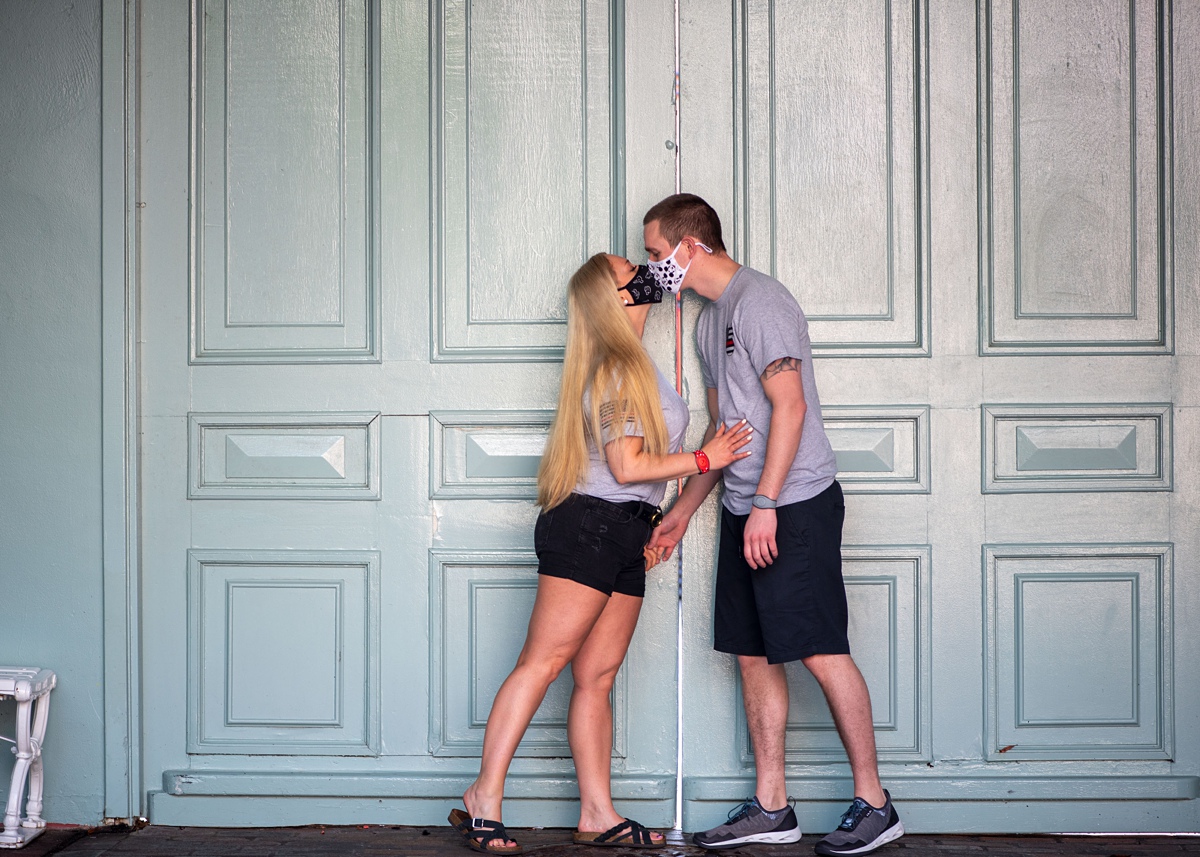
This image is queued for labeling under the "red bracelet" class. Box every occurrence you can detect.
[693,449,710,474]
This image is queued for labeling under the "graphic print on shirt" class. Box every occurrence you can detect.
[725,324,735,355]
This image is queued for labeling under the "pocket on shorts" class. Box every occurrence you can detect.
[577,509,607,553]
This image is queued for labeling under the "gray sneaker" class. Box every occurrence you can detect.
[692,797,801,849]
[815,790,904,855]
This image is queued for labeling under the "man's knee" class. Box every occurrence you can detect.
[800,652,856,681]
[737,653,771,673]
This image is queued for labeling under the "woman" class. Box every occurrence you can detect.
[449,254,752,853]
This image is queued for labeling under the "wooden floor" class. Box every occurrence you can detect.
[22,825,1200,857]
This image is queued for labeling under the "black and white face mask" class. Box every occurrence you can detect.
[647,240,713,293]
[617,264,664,306]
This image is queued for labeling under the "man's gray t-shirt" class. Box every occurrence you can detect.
[696,266,837,514]
[577,363,690,506]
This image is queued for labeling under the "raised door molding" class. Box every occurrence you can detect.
[428,549,629,757]
[186,550,381,756]
[983,543,1173,760]
[431,0,623,361]
[738,546,932,763]
[824,406,931,494]
[188,412,382,500]
[735,0,930,356]
[429,411,552,499]
[978,0,1174,354]
[190,0,381,363]
[982,403,1172,493]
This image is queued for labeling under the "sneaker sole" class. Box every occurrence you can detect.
[814,820,904,856]
[693,827,803,849]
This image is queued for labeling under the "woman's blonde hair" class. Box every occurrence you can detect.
[537,254,668,509]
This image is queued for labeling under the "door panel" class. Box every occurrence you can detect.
[185,549,381,756]
[979,0,1172,354]
[680,0,1197,835]
[192,0,379,362]
[131,0,1198,833]
[138,0,679,827]
[740,548,931,763]
[983,544,1173,761]
[431,0,620,360]
[740,0,929,355]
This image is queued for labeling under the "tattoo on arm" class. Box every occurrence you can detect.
[761,356,800,381]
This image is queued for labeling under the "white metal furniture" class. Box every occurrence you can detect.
[0,668,55,849]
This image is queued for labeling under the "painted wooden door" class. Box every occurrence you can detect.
[128,0,1198,833]
[677,0,1198,834]
[133,0,682,826]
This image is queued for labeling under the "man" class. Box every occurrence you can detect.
[643,194,903,856]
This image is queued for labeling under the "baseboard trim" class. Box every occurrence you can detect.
[684,775,1200,802]
[149,772,674,828]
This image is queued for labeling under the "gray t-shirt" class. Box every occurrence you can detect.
[577,363,690,506]
[696,266,837,514]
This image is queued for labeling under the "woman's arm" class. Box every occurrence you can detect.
[646,388,726,562]
[603,419,752,485]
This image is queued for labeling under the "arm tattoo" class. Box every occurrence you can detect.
[761,356,800,381]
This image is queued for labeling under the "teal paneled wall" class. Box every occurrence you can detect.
[0,0,106,824]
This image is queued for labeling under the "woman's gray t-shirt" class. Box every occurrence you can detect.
[696,266,837,514]
[576,362,690,506]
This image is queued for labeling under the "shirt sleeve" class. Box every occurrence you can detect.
[598,398,642,443]
[698,349,715,389]
[586,376,644,444]
[737,288,808,377]
[695,314,717,388]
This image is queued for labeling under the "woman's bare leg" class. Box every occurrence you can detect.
[462,575,610,848]
[568,592,664,843]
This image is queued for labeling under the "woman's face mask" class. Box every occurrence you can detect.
[617,264,663,306]
[647,241,713,293]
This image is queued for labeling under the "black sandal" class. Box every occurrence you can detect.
[448,808,524,854]
[573,818,664,849]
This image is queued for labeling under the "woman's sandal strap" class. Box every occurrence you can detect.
[449,810,521,853]
[467,819,511,843]
[596,818,655,845]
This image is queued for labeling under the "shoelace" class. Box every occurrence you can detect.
[726,798,757,824]
[837,798,874,831]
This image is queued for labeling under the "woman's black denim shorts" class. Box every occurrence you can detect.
[534,493,656,597]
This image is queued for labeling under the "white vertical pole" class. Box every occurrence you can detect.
[671,0,684,838]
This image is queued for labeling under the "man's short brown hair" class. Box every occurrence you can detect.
[643,193,726,252]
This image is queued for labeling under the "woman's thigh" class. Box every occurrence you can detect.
[520,574,612,667]
[570,592,643,686]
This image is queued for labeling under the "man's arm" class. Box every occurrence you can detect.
[648,388,725,561]
[742,356,806,569]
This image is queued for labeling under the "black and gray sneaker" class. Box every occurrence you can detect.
[692,796,801,849]
[814,790,904,855]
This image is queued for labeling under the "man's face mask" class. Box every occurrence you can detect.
[647,241,713,293]
[617,264,663,306]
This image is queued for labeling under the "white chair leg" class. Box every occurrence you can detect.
[21,693,49,829]
[0,668,54,848]
[1,699,31,842]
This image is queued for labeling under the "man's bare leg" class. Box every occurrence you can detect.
[738,655,791,811]
[803,653,884,808]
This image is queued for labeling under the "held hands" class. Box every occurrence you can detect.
[647,509,688,563]
[700,420,753,471]
[643,543,665,571]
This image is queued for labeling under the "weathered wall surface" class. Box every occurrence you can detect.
[0,0,105,824]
